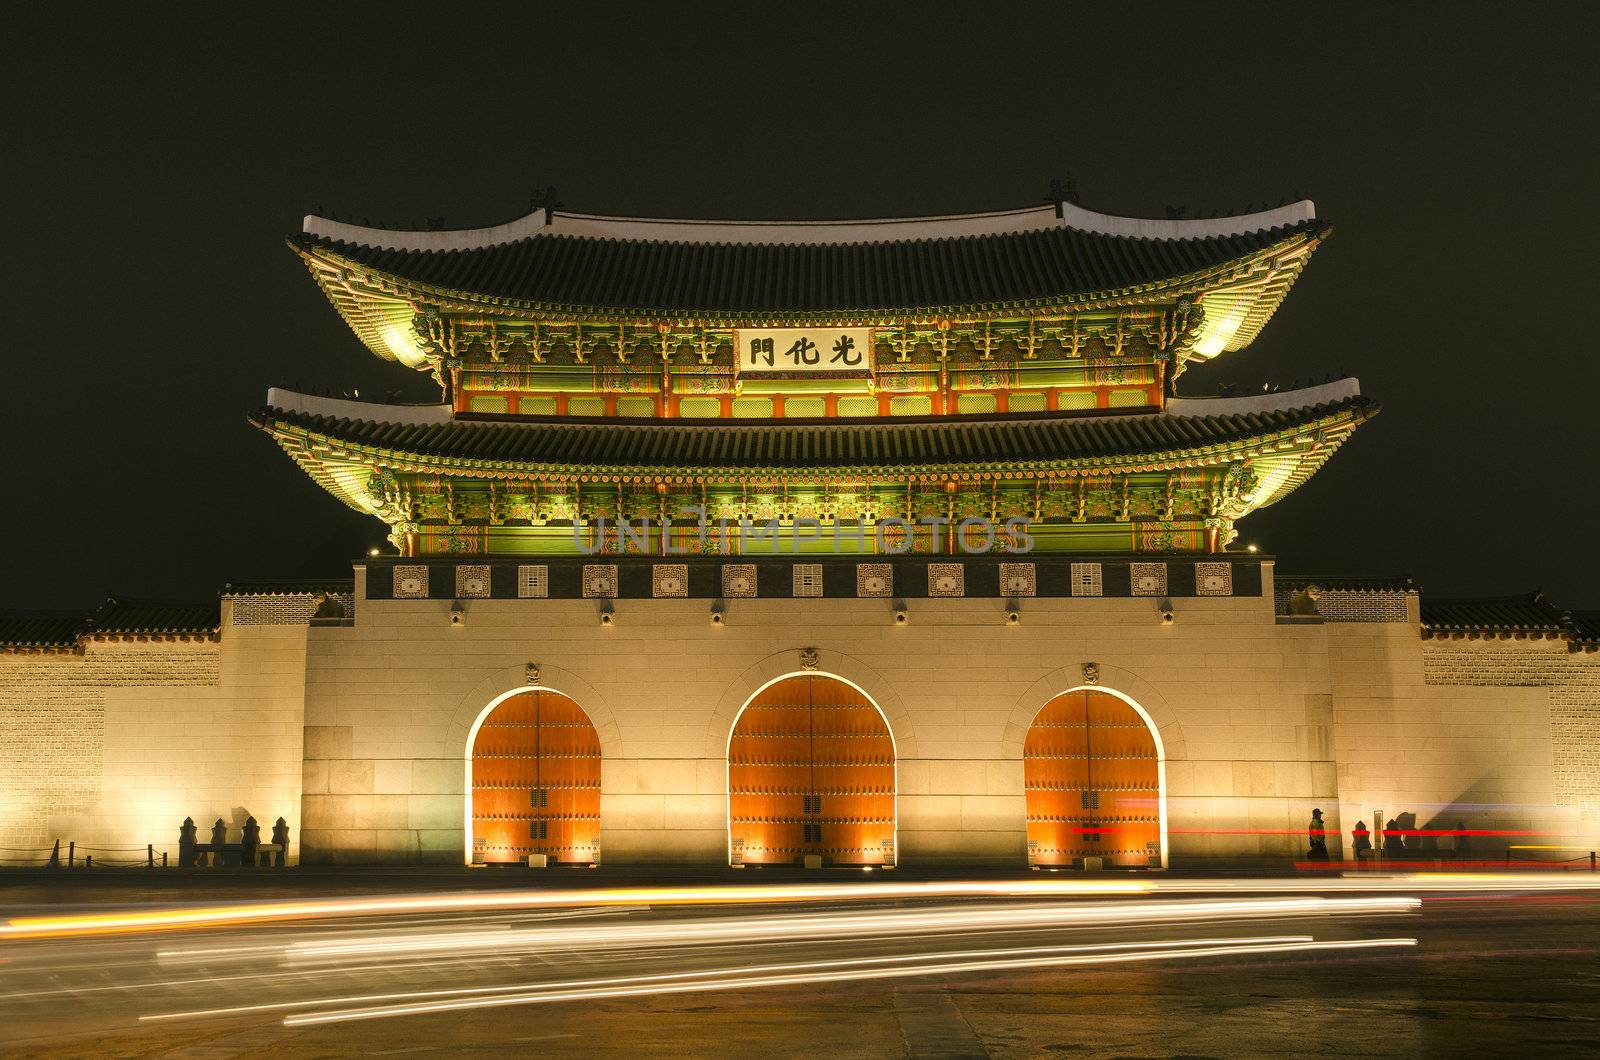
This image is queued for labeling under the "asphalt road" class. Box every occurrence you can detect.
[2,871,1597,1058]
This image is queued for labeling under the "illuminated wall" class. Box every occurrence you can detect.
[0,616,306,864]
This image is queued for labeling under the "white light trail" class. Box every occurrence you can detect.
[141,934,1312,1023]
[283,896,1417,963]
[281,937,1420,1026]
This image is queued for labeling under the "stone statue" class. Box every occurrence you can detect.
[241,816,261,868]
[271,817,290,868]
[179,817,198,867]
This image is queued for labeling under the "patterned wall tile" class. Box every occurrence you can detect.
[927,563,965,597]
[999,562,1037,597]
[652,564,689,597]
[1130,562,1168,597]
[857,563,894,598]
[1195,562,1233,597]
[793,564,824,598]
[517,565,549,599]
[1070,562,1103,597]
[722,564,758,598]
[393,565,429,599]
[581,564,618,598]
[455,564,491,598]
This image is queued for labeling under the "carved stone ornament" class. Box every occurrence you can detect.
[799,647,820,671]
[1081,661,1100,685]
[525,661,541,686]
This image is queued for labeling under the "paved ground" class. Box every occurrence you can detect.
[2,870,1598,1057]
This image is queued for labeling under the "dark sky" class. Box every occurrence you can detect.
[4,4,1597,610]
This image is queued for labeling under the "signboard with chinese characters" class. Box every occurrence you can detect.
[733,328,874,379]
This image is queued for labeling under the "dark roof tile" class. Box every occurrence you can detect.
[297,220,1322,316]
[0,609,90,648]
[255,395,1373,472]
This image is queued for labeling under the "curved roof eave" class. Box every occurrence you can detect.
[293,221,1324,328]
[251,384,1375,485]
[303,200,1317,252]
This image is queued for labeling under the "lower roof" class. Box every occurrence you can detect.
[253,381,1374,475]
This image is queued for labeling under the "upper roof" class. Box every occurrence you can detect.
[304,200,1319,251]
[294,200,1325,331]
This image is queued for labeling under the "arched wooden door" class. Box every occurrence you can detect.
[728,675,895,867]
[1025,689,1161,868]
[471,690,601,865]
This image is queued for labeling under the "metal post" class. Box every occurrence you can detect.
[68,841,75,868]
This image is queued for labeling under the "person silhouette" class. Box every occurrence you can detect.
[1307,808,1330,860]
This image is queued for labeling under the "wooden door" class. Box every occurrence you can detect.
[728,676,895,866]
[471,690,601,865]
[1025,690,1160,868]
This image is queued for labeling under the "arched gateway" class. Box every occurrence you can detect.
[469,689,601,865]
[1025,688,1163,868]
[727,675,896,867]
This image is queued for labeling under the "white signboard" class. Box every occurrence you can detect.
[734,327,874,378]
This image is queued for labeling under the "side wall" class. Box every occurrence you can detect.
[0,612,307,864]
[1327,610,1592,856]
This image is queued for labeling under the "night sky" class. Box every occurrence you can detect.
[5,4,1597,610]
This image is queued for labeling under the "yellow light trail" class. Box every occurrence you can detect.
[4,874,1587,942]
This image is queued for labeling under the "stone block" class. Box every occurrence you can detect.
[302,758,329,795]
[372,759,413,795]
[900,795,963,832]
[635,759,698,795]
[601,758,639,794]
[1233,761,1277,797]
[1273,761,1314,798]
[411,758,461,795]
[327,759,374,795]
[985,759,1024,796]
[408,794,460,830]
[926,760,988,796]
[303,725,352,760]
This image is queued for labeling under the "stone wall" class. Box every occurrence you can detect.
[299,563,1341,866]
[1422,640,1600,832]
[1326,621,1577,856]
[0,610,308,864]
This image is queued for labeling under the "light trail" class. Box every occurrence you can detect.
[141,934,1313,1023]
[281,937,1421,1026]
[281,896,1418,963]
[6,874,1585,942]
